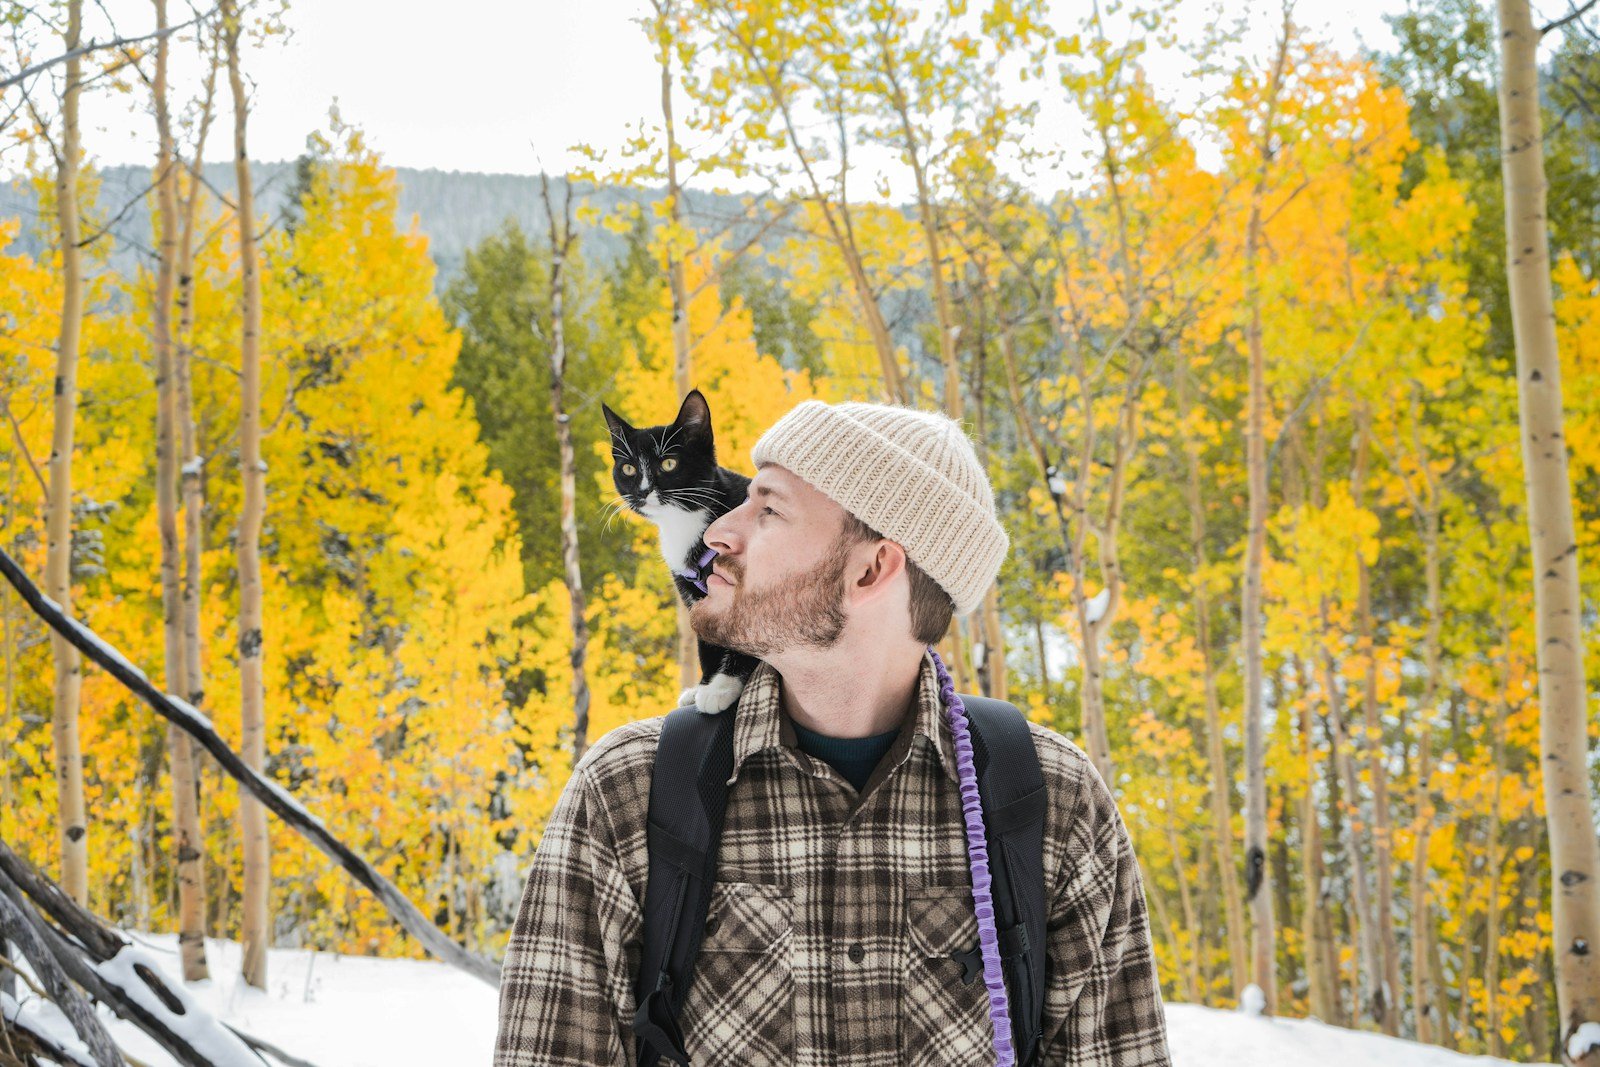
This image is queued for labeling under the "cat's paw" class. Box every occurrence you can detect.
[694,673,745,715]
[677,686,699,708]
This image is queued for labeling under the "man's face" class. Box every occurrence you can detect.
[689,464,859,657]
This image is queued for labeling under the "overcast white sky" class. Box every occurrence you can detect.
[41,0,1422,195]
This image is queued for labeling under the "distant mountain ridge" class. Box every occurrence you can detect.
[0,162,761,291]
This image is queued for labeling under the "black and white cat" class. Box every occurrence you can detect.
[602,389,762,715]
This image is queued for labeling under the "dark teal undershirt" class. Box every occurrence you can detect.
[789,718,902,792]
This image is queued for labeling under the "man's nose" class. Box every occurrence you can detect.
[704,506,742,552]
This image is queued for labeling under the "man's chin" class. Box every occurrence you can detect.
[689,615,761,658]
[687,606,729,646]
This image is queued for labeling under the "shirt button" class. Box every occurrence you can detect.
[848,942,865,964]
[705,916,720,936]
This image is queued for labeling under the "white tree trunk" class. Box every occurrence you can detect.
[1238,11,1292,1013]
[1241,179,1279,1017]
[46,0,89,907]
[224,0,270,990]
[152,0,209,983]
[1178,354,1251,1001]
[649,1,700,696]
[1495,0,1600,1057]
[539,178,593,769]
[1412,501,1444,1045]
[175,61,217,953]
[1351,416,1401,1033]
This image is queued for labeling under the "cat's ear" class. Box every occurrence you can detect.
[675,389,711,435]
[601,402,631,444]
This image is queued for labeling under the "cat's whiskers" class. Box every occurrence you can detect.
[599,495,636,533]
[668,489,721,514]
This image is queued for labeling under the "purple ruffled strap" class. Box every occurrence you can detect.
[674,545,717,594]
[928,644,1015,1066]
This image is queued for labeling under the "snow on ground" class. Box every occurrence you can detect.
[1163,1003,1553,1067]
[4,930,1555,1066]
[84,932,500,1066]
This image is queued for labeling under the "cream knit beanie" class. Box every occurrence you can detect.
[749,400,1008,617]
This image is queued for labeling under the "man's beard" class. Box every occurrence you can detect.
[689,535,856,658]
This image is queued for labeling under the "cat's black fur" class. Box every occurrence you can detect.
[602,389,763,714]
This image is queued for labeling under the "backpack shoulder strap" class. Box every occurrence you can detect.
[959,694,1049,1067]
[631,705,737,1067]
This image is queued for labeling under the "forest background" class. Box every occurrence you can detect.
[2,0,1600,1062]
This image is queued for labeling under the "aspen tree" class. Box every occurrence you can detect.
[1383,381,1452,1045]
[646,0,702,695]
[854,0,1041,699]
[150,0,208,982]
[603,1,792,693]
[1177,348,1251,1003]
[1351,412,1402,1033]
[696,0,905,402]
[222,0,270,990]
[1494,0,1600,1057]
[1239,4,1293,1018]
[175,21,220,947]
[44,0,89,907]
[536,174,593,768]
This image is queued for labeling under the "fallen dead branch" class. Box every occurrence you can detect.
[0,547,500,987]
[0,838,293,1066]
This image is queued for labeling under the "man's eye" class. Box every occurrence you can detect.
[760,506,777,516]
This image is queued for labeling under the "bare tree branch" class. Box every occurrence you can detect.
[1541,0,1599,36]
[0,393,48,498]
[0,839,323,1067]
[0,883,124,1067]
[0,12,208,92]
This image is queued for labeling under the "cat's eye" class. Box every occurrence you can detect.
[621,463,636,476]
[660,457,677,472]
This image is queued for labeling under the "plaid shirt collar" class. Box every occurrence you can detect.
[727,648,961,788]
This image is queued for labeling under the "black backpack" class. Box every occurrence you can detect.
[630,692,1049,1066]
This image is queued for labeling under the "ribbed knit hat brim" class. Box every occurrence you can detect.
[750,400,1008,617]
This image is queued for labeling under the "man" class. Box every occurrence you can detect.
[494,400,1171,1066]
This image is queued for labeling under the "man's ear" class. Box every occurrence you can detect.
[852,539,908,597]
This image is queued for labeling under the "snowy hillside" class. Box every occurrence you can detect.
[5,932,1554,1067]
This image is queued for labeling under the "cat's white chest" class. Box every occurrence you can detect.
[653,503,712,572]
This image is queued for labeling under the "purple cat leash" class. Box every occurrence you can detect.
[929,643,1018,1066]
[674,545,718,594]
[678,546,1017,1066]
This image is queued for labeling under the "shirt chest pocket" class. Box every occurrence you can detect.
[681,880,794,1066]
[902,884,994,1065]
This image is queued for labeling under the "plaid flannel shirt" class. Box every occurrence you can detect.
[493,650,1172,1066]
